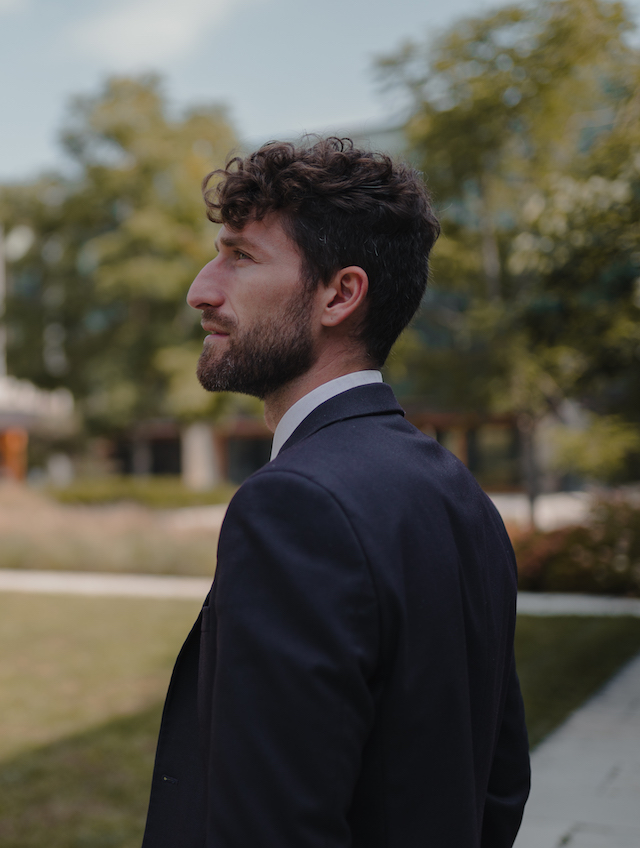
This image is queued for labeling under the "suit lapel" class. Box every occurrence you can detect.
[278,383,405,455]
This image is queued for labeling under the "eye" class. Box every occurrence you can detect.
[235,250,250,261]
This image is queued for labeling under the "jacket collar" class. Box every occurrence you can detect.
[278,382,405,455]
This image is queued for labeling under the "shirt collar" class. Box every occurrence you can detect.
[270,370,383,460]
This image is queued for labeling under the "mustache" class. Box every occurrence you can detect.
[200,309,237,333]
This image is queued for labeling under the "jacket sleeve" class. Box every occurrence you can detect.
[482,653,531,847]
[202,469,379,848]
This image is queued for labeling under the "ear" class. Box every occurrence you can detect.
[320,266,368,328]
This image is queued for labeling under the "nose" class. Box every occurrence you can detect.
[187,258,224,310]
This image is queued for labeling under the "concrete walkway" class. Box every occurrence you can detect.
[0,568,211,598]
[517,591,640,617]
[515,650,640,848]
[489,491,592,532]
[2,568,640,615]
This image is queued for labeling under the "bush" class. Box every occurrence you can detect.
[46,475,237,509]
[515,495,640,596]
[0,483,222,576]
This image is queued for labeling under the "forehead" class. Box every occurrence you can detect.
[216,214,299,259]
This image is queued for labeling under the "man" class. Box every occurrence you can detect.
[142,137,530,847]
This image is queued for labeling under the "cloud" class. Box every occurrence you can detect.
[67,0,240,67]
[0,0,28,14]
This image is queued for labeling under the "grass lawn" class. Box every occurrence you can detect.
[1,600,640,847]
[0,593,202,762]
[515,615,640,747]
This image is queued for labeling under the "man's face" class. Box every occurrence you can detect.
[187,215,318,399]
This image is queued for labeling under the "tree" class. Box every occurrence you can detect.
[378,0,640,513]
[1,75,242,434]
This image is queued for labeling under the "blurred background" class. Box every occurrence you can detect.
[2,0,640,845]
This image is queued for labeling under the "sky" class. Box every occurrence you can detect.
[1,0,639,182]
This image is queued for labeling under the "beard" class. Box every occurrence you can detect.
[196,293,317,399]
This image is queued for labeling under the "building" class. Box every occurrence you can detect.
[0,375,75,480]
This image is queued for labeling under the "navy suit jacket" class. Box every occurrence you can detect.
[142,383,530,847]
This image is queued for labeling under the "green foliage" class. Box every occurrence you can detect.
[380,0,640,483]
[47,474,236,508]
[551,414,640,480]
[381,0,632,199]
[516,495,640,594]
[1,75,237,433]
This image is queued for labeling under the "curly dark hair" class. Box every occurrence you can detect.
[202,137,440,366]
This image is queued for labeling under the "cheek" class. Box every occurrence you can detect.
[247,276,303,312]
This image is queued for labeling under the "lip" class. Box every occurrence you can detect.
[202,324,230,337]
[203,330,230,345]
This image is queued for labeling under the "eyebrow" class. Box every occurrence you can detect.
[214,233,255,253]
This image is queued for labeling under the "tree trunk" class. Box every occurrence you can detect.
[518,413,540,530]
[478,175,501,301]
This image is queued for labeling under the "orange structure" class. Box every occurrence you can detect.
[0,427,28,480]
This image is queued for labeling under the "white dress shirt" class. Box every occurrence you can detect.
[270,370,383,460]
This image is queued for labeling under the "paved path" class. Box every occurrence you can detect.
[0,568,211,599]
[517,591,640,617]
[489,491,591,531]
[515,650,640,848]
[2,568,640,617]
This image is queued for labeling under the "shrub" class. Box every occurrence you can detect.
[515,495,640,596]
[46,475,236,508]
[0,483,222,576]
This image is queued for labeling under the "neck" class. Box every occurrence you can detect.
[263,352,373,432]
